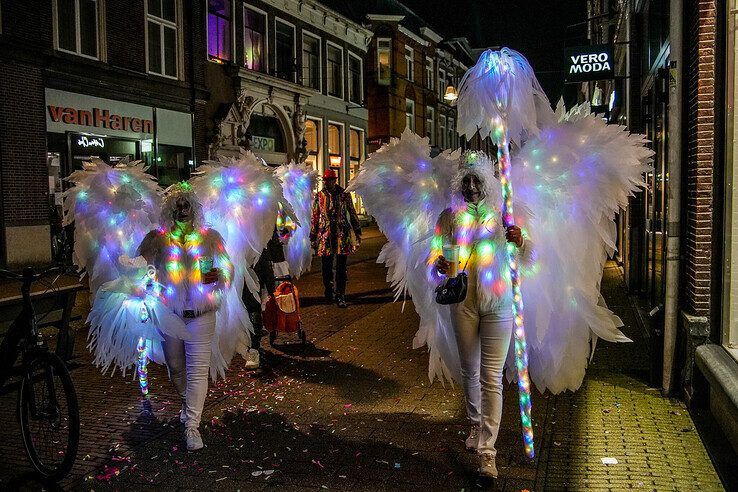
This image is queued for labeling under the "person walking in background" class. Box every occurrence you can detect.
[310,169,362,308]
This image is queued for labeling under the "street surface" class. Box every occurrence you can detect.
[0,227,724,490]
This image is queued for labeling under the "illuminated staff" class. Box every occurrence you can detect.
[495,126,534,458]
[137,335,149,397]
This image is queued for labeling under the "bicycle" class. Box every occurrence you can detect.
[0,265,80,480]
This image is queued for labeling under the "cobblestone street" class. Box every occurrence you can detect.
[0,228,725,490]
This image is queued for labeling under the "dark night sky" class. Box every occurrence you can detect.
[397,0,588,104]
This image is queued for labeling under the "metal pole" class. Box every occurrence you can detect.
[662,0,683,395]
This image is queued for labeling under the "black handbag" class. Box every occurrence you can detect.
[434,243,475,305]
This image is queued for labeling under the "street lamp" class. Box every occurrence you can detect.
[444,84,459,102]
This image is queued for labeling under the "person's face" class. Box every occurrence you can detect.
[325,178,338,192]
[173,196,193,224]
[461,174,484,203]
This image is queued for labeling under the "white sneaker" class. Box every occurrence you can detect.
[465,425,480,451]
[243,348,260,369]
[185,428,203,451]
[478,453,498,478]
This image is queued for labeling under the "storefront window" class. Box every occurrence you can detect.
[56,0,99,59]
[147,0,178,78]
[377,38,391,86]
[243,6,266,72]
[207,0,231,63]
[275,20,295,82]
[328,122,343,181]
[327,44,343,98]
[249,113,286,153]
[723,0,738,360]
[155,144,191,187]
[304,118,321,173]
[350,128,364,213]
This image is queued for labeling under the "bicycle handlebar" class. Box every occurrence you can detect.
[0,264,77,283]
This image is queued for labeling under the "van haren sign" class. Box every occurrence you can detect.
[565,44,614,83]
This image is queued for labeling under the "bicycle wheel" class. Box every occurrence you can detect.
[18,351,80,480]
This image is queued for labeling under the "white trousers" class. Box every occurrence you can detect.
[451,289,512,456]
[162,311,216,430]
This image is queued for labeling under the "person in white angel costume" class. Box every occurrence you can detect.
[348,47,653,477]
[63,151,315,451]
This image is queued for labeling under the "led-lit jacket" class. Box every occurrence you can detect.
[310,186,362,256]
[430,197,535,313]
[138,227,234,316]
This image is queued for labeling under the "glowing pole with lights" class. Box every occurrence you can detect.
[137,336,149,397]
[495,127,535,458]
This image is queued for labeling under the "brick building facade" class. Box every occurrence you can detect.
[0,0,204,267]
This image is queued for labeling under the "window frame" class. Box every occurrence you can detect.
[439,113,446,148]
[327,120,345,181]
[274,16,297,83]
[207,0,233,63]
[426,105,435,146]
[438,68,446,99]
[53,0,101,60]
[447,116,456,149]
[304,116,323,174]
[405,45,414,82]
[348,51,363,104]
[405,98,415,133]
[425,56,434,89]
[377,37,392,86]
[243,3,268,73]
[301,31,322,91]
[349,125,365,211]
[326,41,345,100]
[145,0,181,80]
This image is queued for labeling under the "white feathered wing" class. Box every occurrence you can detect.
[275,162,317,279]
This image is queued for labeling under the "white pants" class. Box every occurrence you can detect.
[162,311,216,430]
[451,289,512,456]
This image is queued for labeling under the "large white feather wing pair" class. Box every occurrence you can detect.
[352,106,651,393]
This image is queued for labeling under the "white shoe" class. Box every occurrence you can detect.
[478,453,498,478]
[243,348,260,370]
[465,425,480,451]
[179,401,187,424]
[185,428,204,451]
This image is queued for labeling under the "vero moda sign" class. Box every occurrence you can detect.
[565,44,614,83]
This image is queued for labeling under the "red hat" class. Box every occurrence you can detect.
[323,169,338,180]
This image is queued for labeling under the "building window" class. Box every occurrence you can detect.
[447,116,455,149]
[147,0,178,78]
[275,19,295,81]
[349,127,365,213]
[439,114,446,148]
[425,57,434,89]
[302,33,320,90]
[243,6,266,72]
[328,122,344,181]
[56,0,99,59]
[405,99,415,132]
[438,68,446,99]
[377,38,391,86]
[723,1,738,360]
[348,53,362,104]
[304,118,321,173]
[208,0,231,62]
[405,46,414,82]
[426,106,435,146]
[327,43,344,99]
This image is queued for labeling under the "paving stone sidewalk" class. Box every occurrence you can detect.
[0,229,725,490]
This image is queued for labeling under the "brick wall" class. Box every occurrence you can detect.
[684,0,717,317]
[106,0,146,73]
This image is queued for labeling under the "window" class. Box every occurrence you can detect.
[208,0,231,62]
[349,127,365,213]
[438,68,446,99]
[447,116,455,149]
[439,114,446,148]
[304,118,321,173]
[425,57,434,89]
[426,106,435,146]
[243,6,266,72]
[348,53,362,104]
[275,20,295,81]
[56,0,99,59]
[377,38,391,85]
[302,34,320,90]
[147,0,178,78]
[405,46,414,82]
[723,1,738,361]
[405,99,415,132]
[328,122,344,181]
[327,43,344,98]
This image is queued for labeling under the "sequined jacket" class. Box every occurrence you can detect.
[310,187,362,256]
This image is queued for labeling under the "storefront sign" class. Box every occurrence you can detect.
[565,44,614,82]
[76,135,105,148]
[251,136,275,152]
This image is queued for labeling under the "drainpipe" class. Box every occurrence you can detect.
[662,0,683,395]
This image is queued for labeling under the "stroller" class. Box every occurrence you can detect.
[263,275,307,346]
